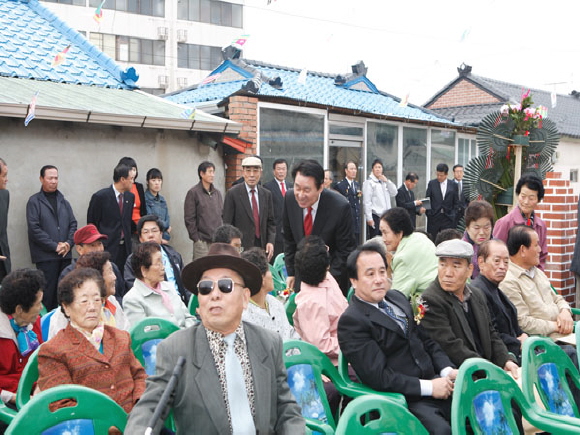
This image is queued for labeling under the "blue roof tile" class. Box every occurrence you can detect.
[165,59,452,124]
[0,0,138,89]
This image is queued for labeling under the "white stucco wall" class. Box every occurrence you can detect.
[0,116,226,269]
[552,136,580,196]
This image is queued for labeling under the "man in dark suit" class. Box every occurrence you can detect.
[335,161,361,241]
[87,162,135,272]
[283,160,356,294]
[425,163,459,240]
[0,158,10,281]
[338,244,456,435]
[395,172,425,228]
[453,164,469,226]
[263,158,288,262]
[125,243,304,434]
[421,239,519,374]
[471,239,527,364]
[223,156,276,261]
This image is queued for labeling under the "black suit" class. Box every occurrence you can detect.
[425,179,458,239]
[335,179,361,237]
[0,189,10,280]
[283,188,355,293]
[395,184,420,228]
[338,291,453,435]
[263,178,287,260]
[471,275,524,363]
[454,179,469,226]
[87,186,134,271]
[223,183,276,250]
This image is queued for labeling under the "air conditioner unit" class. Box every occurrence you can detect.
[157,27,168,40]
[158,75,169,88]
[177,77,188,88]
[177,29,188,43]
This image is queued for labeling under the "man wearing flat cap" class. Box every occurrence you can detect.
[223,156,276,261]
[125,243,305,434]
[421,239,519,377]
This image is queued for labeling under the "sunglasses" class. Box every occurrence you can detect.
[197,278,243,295]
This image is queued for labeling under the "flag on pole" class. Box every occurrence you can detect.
[297,69,307,85]
[551,91,557,108]
[399,93,409,107]
[52,44,71,67]
[232,34,250,48]
[93,0,106,23]
[24,91,39,127]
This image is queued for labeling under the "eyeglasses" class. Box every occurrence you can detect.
[142,228,160,235]
[197,278,244,295]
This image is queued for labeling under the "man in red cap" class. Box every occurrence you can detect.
[58,224,126,302]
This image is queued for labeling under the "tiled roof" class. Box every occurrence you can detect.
[427,73,580,138]
[164,59,456,125]
[0,0,137,89]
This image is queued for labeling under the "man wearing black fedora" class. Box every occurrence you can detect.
[126,243,304,434]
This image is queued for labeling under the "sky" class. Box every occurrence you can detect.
[241,0,579,105]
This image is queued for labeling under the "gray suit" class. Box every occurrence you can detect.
[0,189,10,279]
[126,322,305,434]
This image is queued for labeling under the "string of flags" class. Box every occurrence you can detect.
[199,73,221,86]
[232,34,249,49]
[93,0,106,23]
[180,108,196,119]
[52,44,71,67]
[24,91,39,127]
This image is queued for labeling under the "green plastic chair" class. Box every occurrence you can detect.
[187,293,199,316]
[129,317,180,375]
[39,303,48,317]
[6,384,127,434]
[272,253,287,282]
[285,292,297,326]
[452,357,580,435]
[346,287,354,302]
[522,337,580,420]
[0,402,16,426]
[551,285,580,316]
[335,394,428,434]
[270,263,287,293]
[16,347,39,410]
[283,340,406,431]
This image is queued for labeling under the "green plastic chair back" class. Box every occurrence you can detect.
[337,351,406,408]
[522,337,580,418]
[452,357,580,435]
[346,287,354,302]
[284,340,406,430]
[187,293,199,316]
[272,253,287,282]
[270,264,287,293]
[335,394,428,434]
[0,402,16,425]
[129,317,179,375]
[285,292,297,326]
[39,303,48,317]
[16,347,39,410]
[6,385,127,434]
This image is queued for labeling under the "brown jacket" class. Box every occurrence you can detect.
[38,324,146,413]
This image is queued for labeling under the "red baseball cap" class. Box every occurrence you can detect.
[74,224,108,245]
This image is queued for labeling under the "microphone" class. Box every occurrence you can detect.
[144,356,186,435]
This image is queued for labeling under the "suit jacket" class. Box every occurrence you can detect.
[26,189,77,263]
[471,275,524,362]
[125,322,305,434]
[421,278,512,368]
[454,179,469,225]
[395,184,420,228]
[337,291,453,401]
[335,178,361,234]
[0,189,11,273]
[87,186,134,261]
[425,179,458,223]
[223,183,276,250]
[283,188,356,280]
[37,324,146,413]
[263,178,286,245]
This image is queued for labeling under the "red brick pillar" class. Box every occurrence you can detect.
[225,96,258,189]
[535,172,578,306]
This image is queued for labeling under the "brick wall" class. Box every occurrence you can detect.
[225,95,259,188]
[535,172,578,306]
[427,79,501,109]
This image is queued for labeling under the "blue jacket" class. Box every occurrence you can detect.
[26,189,77,263]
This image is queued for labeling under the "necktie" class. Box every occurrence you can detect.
[378,300,408,334]
[118,193,124,238]
[250,189,260,239]
[458,180,462,196]
[304,206,313,236]
[280,181,286,197]
[224,334,255,434]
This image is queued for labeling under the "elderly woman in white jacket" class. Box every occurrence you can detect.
[123,242,196,328]
[362,158,397,238]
